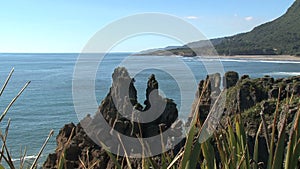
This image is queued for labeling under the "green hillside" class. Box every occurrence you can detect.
[215,0,300,55]
[141,0,300,56]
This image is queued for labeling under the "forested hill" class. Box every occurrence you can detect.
[140,0,300,56]
[215,0,300,55]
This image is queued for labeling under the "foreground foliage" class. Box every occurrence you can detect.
[0,68,54,169]
[96,91,299,169]
[55,81,300,168]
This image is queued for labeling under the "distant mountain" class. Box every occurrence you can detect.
[139,0,300,56]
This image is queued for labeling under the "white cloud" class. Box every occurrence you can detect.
[244,16,253,21]
[185,16,199,20]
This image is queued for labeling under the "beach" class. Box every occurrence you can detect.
[203,55,300,61]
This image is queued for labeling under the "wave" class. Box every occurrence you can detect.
[266,72,300,76]
[253,60,300,64]
[219,59,300,64]
[193,58,253,63]
[192,56,300,64]
[219,59,250,63]
[12,155,38,162]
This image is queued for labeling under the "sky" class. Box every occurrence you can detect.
[0,0,296,53]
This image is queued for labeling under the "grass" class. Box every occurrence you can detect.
[0,68,54,169]
[92,85,299,168]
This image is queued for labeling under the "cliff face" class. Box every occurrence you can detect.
[44,68,300,168]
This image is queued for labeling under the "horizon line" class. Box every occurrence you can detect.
[0,52,136,54]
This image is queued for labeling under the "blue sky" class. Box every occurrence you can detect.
[0,0,295,53]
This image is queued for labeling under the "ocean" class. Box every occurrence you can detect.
[0,53,300,166]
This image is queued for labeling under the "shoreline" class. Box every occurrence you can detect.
[134,54,300,61]
[201,55,300,61]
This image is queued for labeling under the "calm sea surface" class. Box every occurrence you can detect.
[0,53,300,166]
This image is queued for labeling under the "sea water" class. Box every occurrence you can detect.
[0,53,300,166]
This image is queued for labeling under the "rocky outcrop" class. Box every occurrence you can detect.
[225,74,300,115]
[44,69,300,169]
[223,71,239,89]
[43,67,182,169]
[189,71,300,168]
[190,73,222,122]
[190,70,300,120]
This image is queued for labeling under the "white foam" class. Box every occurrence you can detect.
[194,57,253,62]
[192,56,300,64]
[266,72,300,76]
[220,59,250,63]
[218,59,300,64]
[12,155,37,162]
[254,60,300,64]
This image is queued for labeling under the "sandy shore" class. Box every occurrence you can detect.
[202,55,300,61]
